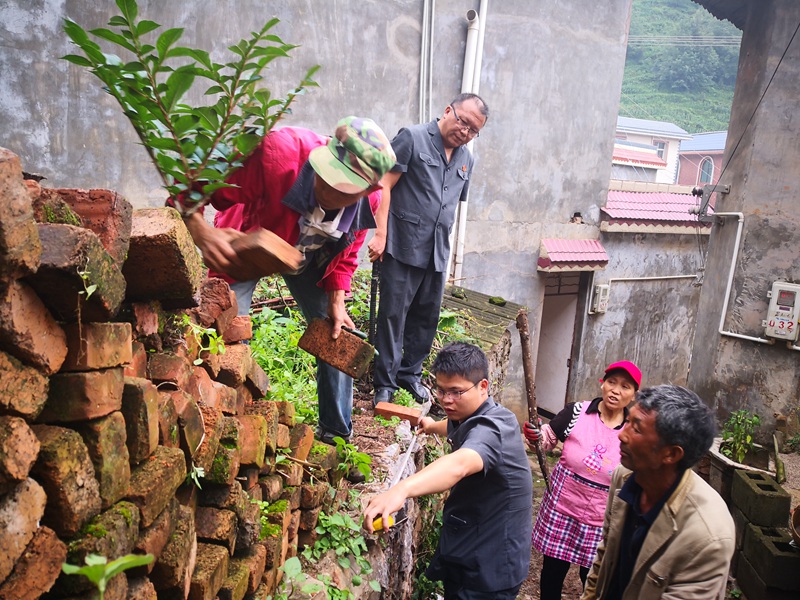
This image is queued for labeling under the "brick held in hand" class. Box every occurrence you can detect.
[224,228,303,281]
[297,318,375,379]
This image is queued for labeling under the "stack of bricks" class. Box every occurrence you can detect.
[0,147,344,600]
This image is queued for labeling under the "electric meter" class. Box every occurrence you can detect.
[591,284,610,314]
[763,281,800,341]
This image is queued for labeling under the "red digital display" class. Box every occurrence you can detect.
[778,289,796,308]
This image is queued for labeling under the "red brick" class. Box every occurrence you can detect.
[38,367,124,423]
[190,542,229,600]
[0,525,66,600]
[258,475,284,503]
[157,391,181,448]
[194,403,223,474]
[244,401,279,456]
[280,485,301,511]
[0,349,49,419]
[297,318,374,378]
[277,461,303,487]
[125,339,148,378]
[61,321,132,371]
[53,188,132,264]
[199,349,221,378]
[0,416,39,495]
[215,381,239,415]
[237,466,260,492]
[121,377,161,464]
[0,148,41,279]
[27,223,126,321]
[245,360,269,400]
[126,577,158,600]
[74,411,130,508]
[196,506,238,554]
[173,391,204,460]
[235,383,252,412]
[0,279,66,375]
[152,504,197,595]
[300,481,330,510]
[274,401,296,427]
[190,277,234,328]
[215,292,238,335]
[30,424,101,537]
[131,301,161,339]
[188,366,219,408]
[148,350,192,390]
[238,415,268,468]
[123,207,205,308]
[126,445,187,527]
[374,401,424,426]
[306,442,338,472]
[276,424,290,449]
[232,543,267,595]
[206,417,242,486]
[223,315,253,344]
[299,506,320,532]
[133,497,180,576]
[0,478,47,583]
[288,423,315,462]
[216,343,253,388]
[31,187,83,225]
[218,559,249,600]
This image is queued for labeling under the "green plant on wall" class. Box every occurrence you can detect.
[62,0,318,215]
[332,436,372,482]
[180,314,226,365]
[720,409,761,464]
[62,553,154,600]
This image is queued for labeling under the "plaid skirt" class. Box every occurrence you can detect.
[532,461,605,568]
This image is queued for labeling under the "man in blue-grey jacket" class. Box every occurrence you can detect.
[367,94,488,405]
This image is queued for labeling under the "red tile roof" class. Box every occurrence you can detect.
[538,239,609,272]
[612,146,667,168]
[604,190,711,223]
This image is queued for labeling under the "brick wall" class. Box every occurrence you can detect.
[0,147,356,600]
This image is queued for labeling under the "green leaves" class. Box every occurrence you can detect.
[62,553,154,600]
[63,0,317,215]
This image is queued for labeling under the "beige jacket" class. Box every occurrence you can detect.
[581,466,734,600]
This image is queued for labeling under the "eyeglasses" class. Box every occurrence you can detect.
[450,104,481,138]
[433,381,478,401]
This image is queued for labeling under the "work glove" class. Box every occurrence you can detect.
[523,420,542,444]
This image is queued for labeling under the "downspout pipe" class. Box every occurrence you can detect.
[715,212,774,345]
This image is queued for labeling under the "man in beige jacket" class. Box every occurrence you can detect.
[581,385,735,600]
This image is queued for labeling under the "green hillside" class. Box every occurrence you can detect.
[620,0,741,133]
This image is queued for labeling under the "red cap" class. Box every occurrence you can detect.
[603,360,642,389]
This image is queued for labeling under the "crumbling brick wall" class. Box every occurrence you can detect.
[0,147,347,600]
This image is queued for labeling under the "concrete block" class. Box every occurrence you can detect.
[38,367,124,423]
[121,377,160,464]
[27,222,126,321]
[737,553,798,600]
[0,478,47,583]
[742,523,800,591]
[0,279,66,375]
[74,411,131,508]
[123,207,204,308]
[152,504,197,595]
[126,445,187,528]
[196,506,238,555]
[297,318,374,378]
[0,525,66,600]
[732,469,792,527]
[190,542,230,600]
[61,321,132,371]
[53,188,132,264]
[0,147,41,279]
[0,416,40,494]
[0,349,49,419]
[30,424,101,537]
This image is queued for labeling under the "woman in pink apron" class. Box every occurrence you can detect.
[524,361,641,600]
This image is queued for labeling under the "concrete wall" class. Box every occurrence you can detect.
[0,0,636,421]
[687,0,800,437]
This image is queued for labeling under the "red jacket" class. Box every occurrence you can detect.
[210,127,379,292]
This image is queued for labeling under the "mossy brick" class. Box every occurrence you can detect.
[194,403,224,474]
[133,497,180,576]
[731,469,791,527]
[288,423,315,462]
[190,542,230,600]
[216,382,239,415]
[238,415,268,468]
[231,543,266,595]
[124,339,148,378]
[0,349,49,419]
[276,424,290,449]
[742,524,800,591]
[152,504,197,595]
[198,481,249,518]
[265,503,293,535]
[74,411,131,508]
[123,207,204,308]
[273,401,296,427]
[0,525,66,600]
[31,185,83,226]
[259,475,284,503]
[297,319,374,378]
[260,534,281,569]
[206,417,242,486]
[737,553,799,600]
[38,367,124,423]
[235,500,261,552]
[0,279,66,375]
[57,500,141,595]
[196,506,238,555]
[121,377,160,464]
[148,350,192,390]
[223,315,253,344]
[245,361,269,400]
[244,401,278,455]
[126,445,187,527]
[299,507,321,532]
[216,344,253,388]
[30,425,101,537]
[246,581,272,600]
[280,486,301,511]
[306,441,338,473]
[0,148,41,279]
[61,322,132,372]
[157,390,181,449]
[173,392,205,460]
[300,481,330,510]
[188,366,219,409]
[238,466,260,493]
[0,416,40,494]
[126,577,158,600]
[218,560,250,600]
[189,277,234,328]
[0,478,46,583]
[26,222,126,322]
[53,188,132,265]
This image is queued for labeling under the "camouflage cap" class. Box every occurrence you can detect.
[308,116,396,194]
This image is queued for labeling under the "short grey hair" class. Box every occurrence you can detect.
[636,385,716,471]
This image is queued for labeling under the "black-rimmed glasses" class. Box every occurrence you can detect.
[450,104,481,137]
[433,381,478,401]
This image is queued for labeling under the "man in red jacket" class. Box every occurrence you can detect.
[177,116,396,443]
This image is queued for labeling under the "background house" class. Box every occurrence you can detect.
[615,116,691,184]
[677,130,727,186]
